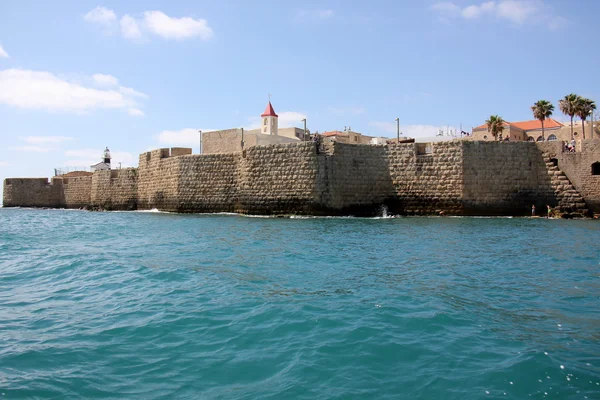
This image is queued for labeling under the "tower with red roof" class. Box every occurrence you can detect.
[261,101,279,136]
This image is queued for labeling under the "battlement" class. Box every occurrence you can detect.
[4,140,600,216]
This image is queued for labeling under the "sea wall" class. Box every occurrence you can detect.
[388,141,464,215]
[237,142,318,214]
[2,178,64,208]
[4,141,600,216]
[538,140,600,213]
[62,175,92,208]
[91,169,138,210]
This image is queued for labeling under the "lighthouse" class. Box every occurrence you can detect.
[90,147,112,172]
[103,147,111,165]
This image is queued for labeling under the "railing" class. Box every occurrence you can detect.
[54,166,91,176]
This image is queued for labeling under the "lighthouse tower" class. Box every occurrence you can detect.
[103,147,111,165]
[261,101,279,136]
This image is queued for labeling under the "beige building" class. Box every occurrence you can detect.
[202,101,309,154]
[321,130,376,144]
[472,118,600,142]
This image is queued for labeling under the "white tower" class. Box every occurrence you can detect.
[261,101,279,136]
[103,147,111,166]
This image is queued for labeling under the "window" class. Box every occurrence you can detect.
[537,136,544,142]
[483,135,488,140]
[547,134,558,141]
[574,131,578,136]
[528,136,535,142]
[354,136,358,142]
[264,118,268,126]
[264,127,267,133]
[592,162,600,176]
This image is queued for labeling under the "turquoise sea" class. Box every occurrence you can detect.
[0,208,599,399]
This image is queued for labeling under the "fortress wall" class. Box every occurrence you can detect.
[387,142,464,215]
[203,129,258,154]
[176,153,238,213]
[61,175,92,208]
[539,140,600,213]
[137,149,182,211]
[2,178,64,208]
[91,169,138,210]
[462,141,556,215]
[236,142,319,214]
[317,142,395,215]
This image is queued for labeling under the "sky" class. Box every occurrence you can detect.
[1,0,600,188]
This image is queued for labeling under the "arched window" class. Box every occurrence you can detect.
[592,162,600,176]
[263,127,267,133]
[537,136,544,142]
[528,136,535,142]
[547,134,558,141]
[264,118,268,126]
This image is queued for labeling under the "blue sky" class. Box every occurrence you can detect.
[1,0,600,186]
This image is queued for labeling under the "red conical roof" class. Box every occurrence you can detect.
[261,102,278,117]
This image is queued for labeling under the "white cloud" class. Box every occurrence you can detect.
[10,145,53,153]
[65,148,136,167]
[23,136,73,144]
[429,0,561,28]
[369,122,460,138]
[128,108,144,117]
[0,44,8,58]
[156,128,209,146]
[327,107,365,116]
[92,73,119,86]
[143,11,213,40]
[120,15,142,40]
[0,69,147,116]
[0,161,9,167]
[119,86,148,99]
[84,6,117,26]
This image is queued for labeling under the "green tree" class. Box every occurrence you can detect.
[531,100,555,140]
[575,97,596,140]
[559,93,579,139]
[486,115,506,141]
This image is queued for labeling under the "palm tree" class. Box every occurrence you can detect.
[559,93,579,139]
[486,115,506,141]
[531,100,554,140]
[575,97,596,140]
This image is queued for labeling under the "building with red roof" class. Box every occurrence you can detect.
[472,118,569,142]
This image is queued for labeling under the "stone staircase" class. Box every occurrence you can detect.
[542,153,588,216]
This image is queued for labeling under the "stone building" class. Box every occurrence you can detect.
[321,129,376,144]
[202,101,309,154]
[472,118,600,142]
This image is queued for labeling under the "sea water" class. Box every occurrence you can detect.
[0,208,599,399]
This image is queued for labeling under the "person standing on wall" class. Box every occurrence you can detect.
[532,205,536,217]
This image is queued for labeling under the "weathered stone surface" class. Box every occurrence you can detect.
[3,141,599,216]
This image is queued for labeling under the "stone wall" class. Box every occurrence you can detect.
[2,178,64,208]
[317,142,395,215]
[91,169,138,210]
[202,129,299,155]
[137,149,181,210]
[4,141,600,217]
[538,140,600,213]
[237,142,318,214]
[61,175,92,208]
[176,153,238,213]
[462,141,554,215]
[388,141,464,215]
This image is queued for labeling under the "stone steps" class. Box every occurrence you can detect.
[542,153,588,215]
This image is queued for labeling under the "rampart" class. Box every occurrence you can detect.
[3,141,600,216]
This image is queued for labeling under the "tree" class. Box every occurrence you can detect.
[531,100,554,140]
[575,97,596,140]
[486,115,506,141]
[559,93,579,139]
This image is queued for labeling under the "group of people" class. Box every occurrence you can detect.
[532,204,553,218]
[564,139,576,153]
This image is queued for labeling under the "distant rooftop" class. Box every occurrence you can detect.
[474,118,564,131]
